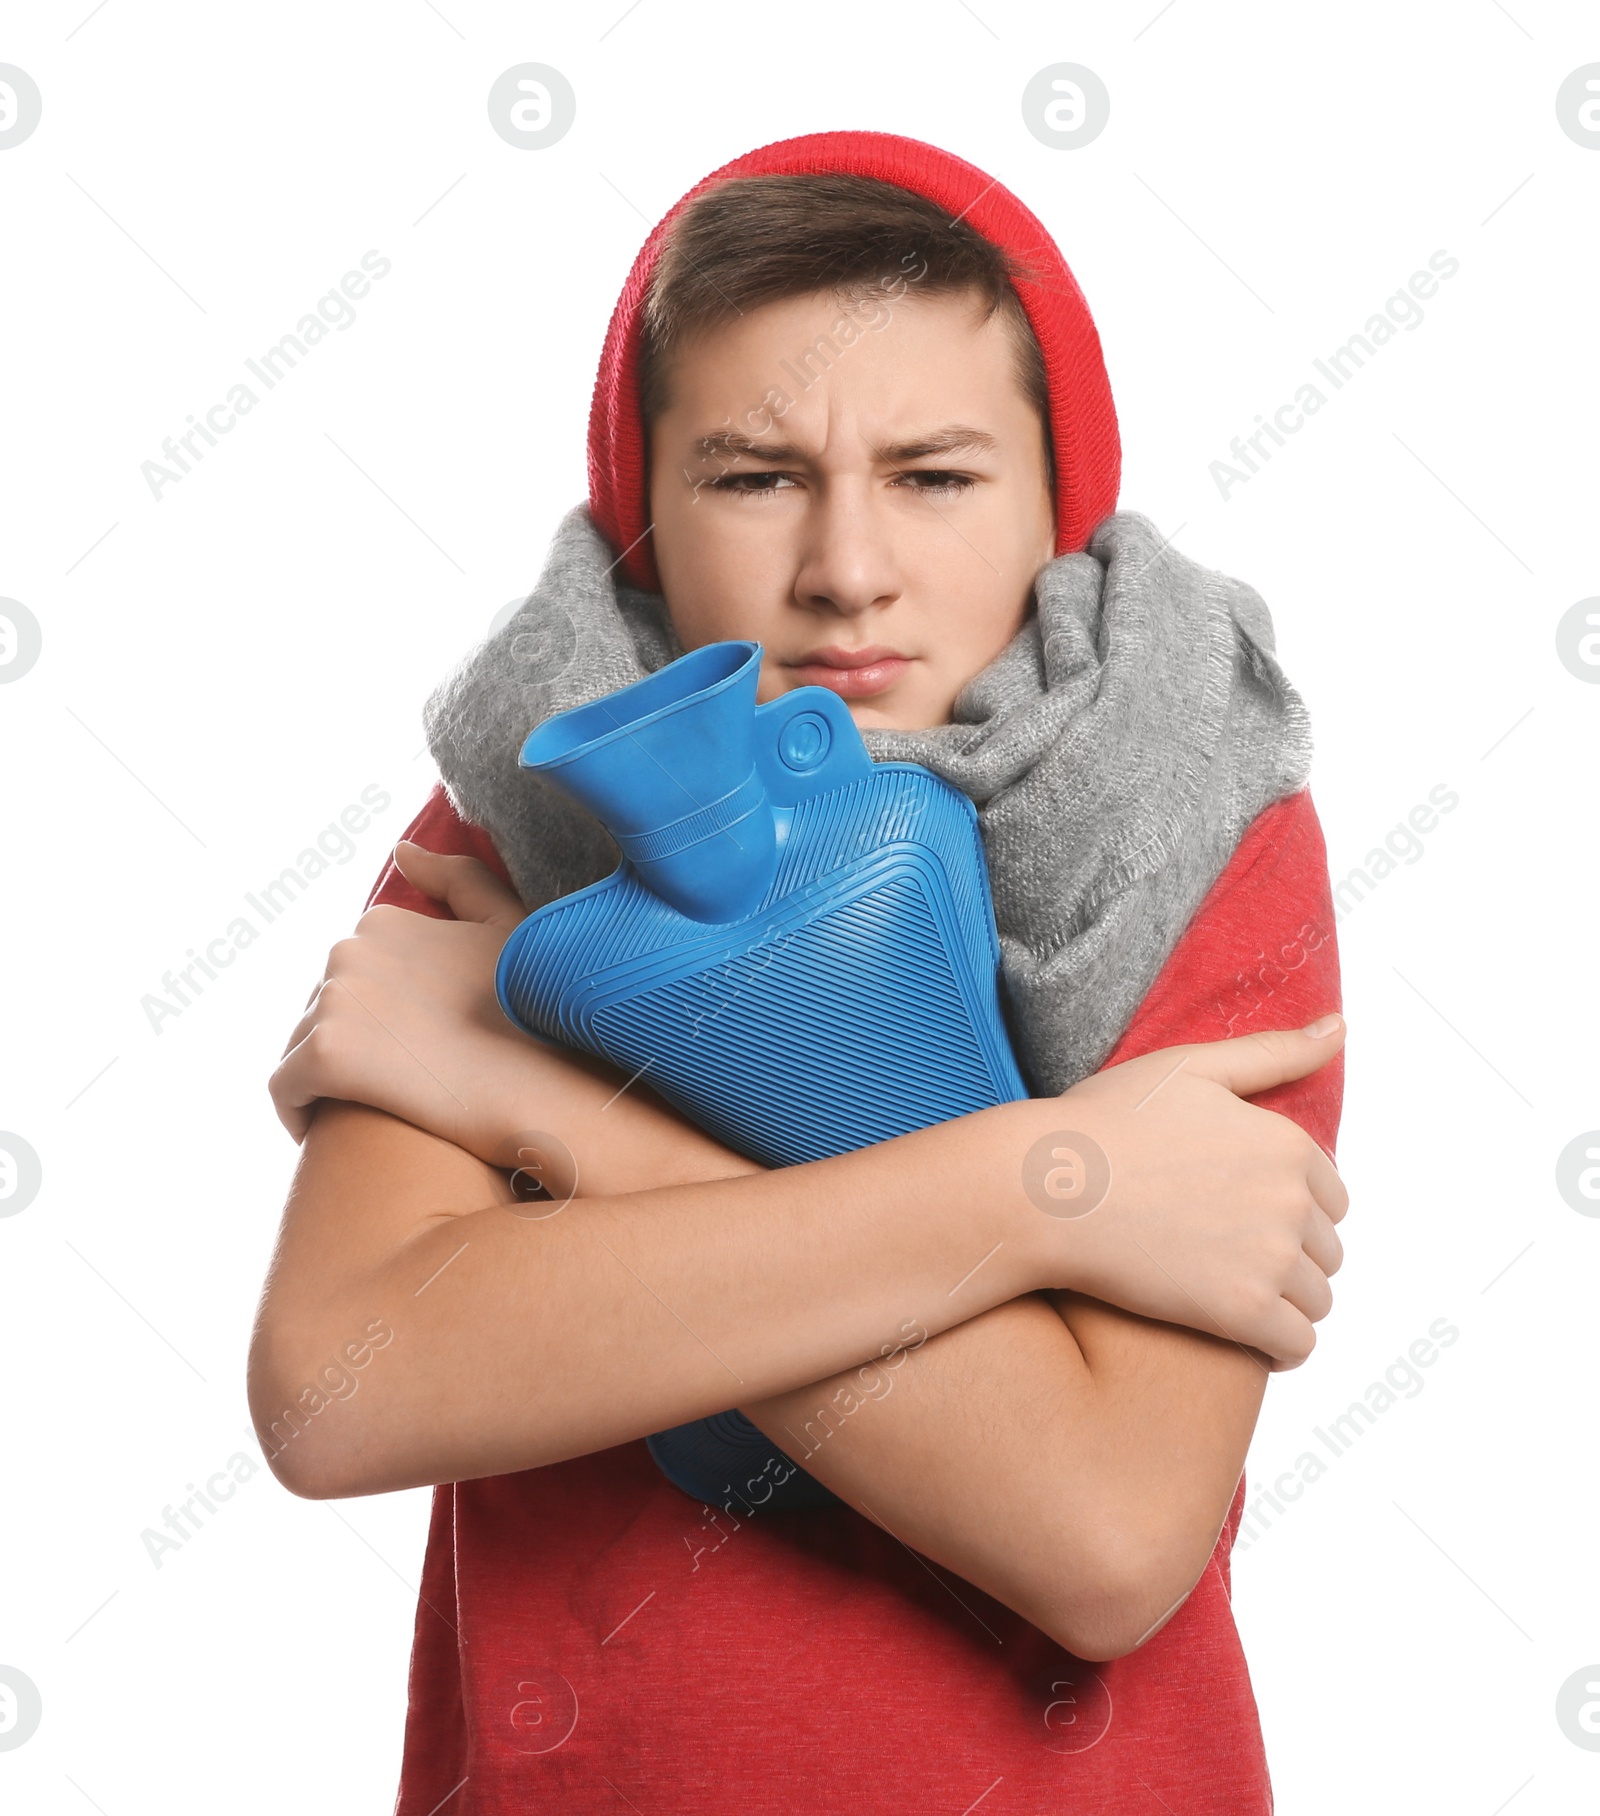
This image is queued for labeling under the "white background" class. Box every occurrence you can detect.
[2,1,1597,1810]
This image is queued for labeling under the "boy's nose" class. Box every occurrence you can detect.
[790,488,902,619]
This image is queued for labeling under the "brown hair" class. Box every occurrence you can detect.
[639,173,1054,487]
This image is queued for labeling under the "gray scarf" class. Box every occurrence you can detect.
[423,504,1312,1096]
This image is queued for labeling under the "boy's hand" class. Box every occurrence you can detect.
[1027,1018,1349,1371]
[269,841,558,1159]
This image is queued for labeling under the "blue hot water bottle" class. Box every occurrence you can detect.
[494,639,1029,1511]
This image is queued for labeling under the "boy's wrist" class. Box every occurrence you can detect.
[980,1097,1113,1300]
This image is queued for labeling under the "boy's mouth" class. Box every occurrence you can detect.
[785,644,911,699]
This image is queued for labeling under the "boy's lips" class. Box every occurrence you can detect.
[786,645,912,699]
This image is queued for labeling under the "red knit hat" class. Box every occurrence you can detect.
[587,130,1121,593]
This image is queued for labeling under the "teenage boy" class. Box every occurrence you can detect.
[254,132,1346,1813]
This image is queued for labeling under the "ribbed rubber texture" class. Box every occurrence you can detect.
[591,868,997,1164]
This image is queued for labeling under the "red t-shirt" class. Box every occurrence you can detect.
[366,784,1343,1813]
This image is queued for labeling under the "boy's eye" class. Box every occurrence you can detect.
[894,469,977,496]
[708,471,799,496]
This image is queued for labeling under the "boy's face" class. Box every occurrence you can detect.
[647,288,1056,732]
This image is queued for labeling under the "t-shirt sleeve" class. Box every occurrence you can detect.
[363,783,516,924]
[1098,787,1345,1160]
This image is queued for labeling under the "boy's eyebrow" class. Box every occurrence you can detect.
[875,426,1001,462]
[690,425,1001,464]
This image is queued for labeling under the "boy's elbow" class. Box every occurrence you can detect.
[258,1432,346,1501]
[254,1416,367,1501]
[1033,1590,1154,1665]
[246,1328,377,1501]
[1049,1593,1185,1664]
[1030,1522,1207,1663]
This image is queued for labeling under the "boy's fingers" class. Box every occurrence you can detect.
[1177,1015,1346,1100]
[1239,1300,1316,1370]
[1306,1144,1349,1225]
[389,839,454,904]
[280,998,318,1060]
[1301,1202,1344,1279]
[267,1043,316,1142]
[1279,1249,1334,1327]
[392,840,525,927]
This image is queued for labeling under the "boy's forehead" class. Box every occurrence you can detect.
[658,292,1031,444]
[670,286,1003,369]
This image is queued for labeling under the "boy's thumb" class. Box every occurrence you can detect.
[393,840,526,928]
[1179,1015,1345,1099]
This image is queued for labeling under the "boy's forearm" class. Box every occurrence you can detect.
[256,1096,1052,1498]
[739,1291,1265,1660]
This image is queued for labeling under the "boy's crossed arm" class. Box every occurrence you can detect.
[257,1061,1275,1663]
[257,842,1342,1663]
